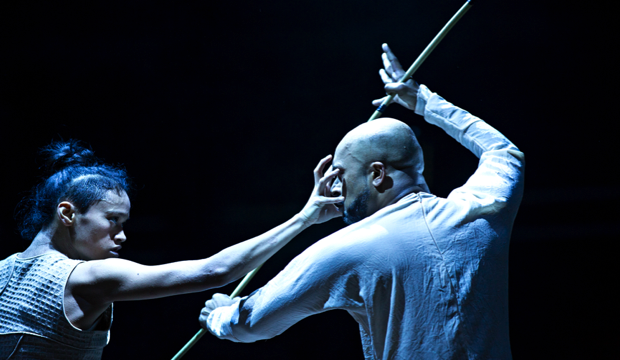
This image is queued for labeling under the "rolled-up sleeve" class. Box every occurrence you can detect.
[416,84,525,216]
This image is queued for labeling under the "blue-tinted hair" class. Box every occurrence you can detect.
[16,140,132,241]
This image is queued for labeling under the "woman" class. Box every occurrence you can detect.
[0,140,343,359]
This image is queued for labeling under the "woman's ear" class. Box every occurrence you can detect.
[57,201,77,226]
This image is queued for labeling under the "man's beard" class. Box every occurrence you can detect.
[342,186,370,225]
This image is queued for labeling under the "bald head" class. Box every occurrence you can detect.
[331,118,428,224]
[335,118,424,176]
[330,118,428,224]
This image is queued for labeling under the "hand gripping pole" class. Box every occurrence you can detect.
[171,264,263,360]
[172,2,474,358]
[368,0,473,122]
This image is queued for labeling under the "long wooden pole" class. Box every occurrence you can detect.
[170,264,263,360]
[171,1,473,358]
[368,0,473,122]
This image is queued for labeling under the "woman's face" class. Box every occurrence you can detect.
[71,190,131,260]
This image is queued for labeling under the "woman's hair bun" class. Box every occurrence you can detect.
[40,139,100,176]
[16,139,131,241]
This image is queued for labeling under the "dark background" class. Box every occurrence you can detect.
[0,0,615,358]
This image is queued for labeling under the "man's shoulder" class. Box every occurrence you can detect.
[319,194,436,247]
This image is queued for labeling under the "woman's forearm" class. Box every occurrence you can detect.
[185,155,343,292]
[197,214,311,289]
[81,157,343,302]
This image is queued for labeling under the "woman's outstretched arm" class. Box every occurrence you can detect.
[66,155,343,309]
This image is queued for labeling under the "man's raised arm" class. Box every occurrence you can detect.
[374,43,524,212]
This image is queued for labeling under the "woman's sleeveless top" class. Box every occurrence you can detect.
[0,253,112,359]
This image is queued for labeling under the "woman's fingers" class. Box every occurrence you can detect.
[316,167,340,194]
[313,154,332,183]
[318,195,345,204]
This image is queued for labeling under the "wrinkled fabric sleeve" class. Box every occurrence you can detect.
[205,240,363,343]
[415,84,525,214]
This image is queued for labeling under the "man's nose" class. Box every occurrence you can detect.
[330,177,342,197]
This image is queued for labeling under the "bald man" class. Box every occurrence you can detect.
[199,45,524,359]
[329,116,429,226]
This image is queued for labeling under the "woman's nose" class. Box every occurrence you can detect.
[115,230,127,243]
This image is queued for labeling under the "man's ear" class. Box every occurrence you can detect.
[370,162,386,188]
[57,202,77,227]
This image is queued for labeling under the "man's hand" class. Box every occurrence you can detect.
[372,43,420,111]
[199,293,237,329]
[298,155,344,225]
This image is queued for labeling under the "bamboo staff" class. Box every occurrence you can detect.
[369,0,473,121]
[171,264,263,360]
[171,1,473,358]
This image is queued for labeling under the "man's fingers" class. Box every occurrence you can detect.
[372,96,388,106]
[383,44,399,65]
[213,293,229,299]
[382,43,405,74]
[211,293,236,307]
[379,69,393,84]
[385,82,406,93]
[381,53,395,78]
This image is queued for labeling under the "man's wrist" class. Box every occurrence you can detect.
[414,84,430,115]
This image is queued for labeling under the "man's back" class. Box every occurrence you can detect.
[204,84,524,359]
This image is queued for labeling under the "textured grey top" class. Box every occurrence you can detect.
[0,253,112,359]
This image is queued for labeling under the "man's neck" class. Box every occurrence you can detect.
[384,185,425,207]
[383,171,428,206]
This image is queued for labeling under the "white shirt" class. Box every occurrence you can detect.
[206,85,525,359]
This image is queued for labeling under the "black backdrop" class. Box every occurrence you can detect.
[0,0,615,358]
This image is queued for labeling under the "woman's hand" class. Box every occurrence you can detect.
[298,155,344,225]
